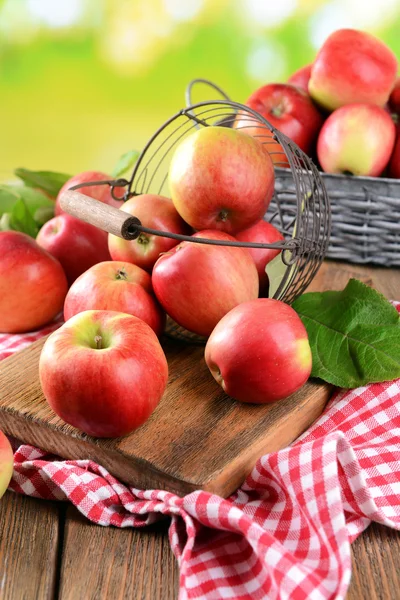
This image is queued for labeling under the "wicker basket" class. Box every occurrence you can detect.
[275,168,400,267]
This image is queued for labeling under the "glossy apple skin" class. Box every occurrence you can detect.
[169,127,275,234]
[288,64,312,92]
[0,431,13,499]
[389,77,400,115]
[152,230,259,337]
[317,104,396,177]
[235,84,323,166]
[55,171,125,216]
[37,214,112,285]
[205,299,312,404]
[64,261,165,336]
[108,194,190,271]
[0,231,68,333]
[39,310,168,438]
[309,29,398,112]
[236,220,284,295]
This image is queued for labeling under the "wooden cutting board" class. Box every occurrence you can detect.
[0,263,374,498]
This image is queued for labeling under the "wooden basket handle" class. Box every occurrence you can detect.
[59,190,139,240]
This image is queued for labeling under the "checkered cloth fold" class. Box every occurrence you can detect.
[3,307,400,600]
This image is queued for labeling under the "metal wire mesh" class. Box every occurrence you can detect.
[125,98,330,307]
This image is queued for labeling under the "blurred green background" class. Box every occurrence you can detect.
[1,0,400,177]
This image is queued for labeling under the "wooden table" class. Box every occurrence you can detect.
[0,260,399,600]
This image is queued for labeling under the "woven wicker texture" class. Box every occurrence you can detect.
[275,169,400,267]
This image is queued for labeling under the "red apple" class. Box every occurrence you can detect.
[152,230,259,337]
[0,431,13,499]
[56,171,125,216]
[235,83,323,166]
[389,77,400,115]
[0,231,68,333]
[37,214,112,285]
[309,29,398,112]
[39,310,168,438]
[317,104,396,177]
[205,299,312,404]
[64,261,165,336]
[168,127,275,234]
[236,220,284,295]
[108,194,189,271]
[288,64,312,92]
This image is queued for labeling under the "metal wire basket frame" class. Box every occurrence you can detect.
[68,88,330,342]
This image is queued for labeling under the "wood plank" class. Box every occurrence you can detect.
[59,507,178,600]
[348,523,400,600]
[0,338,331,497]
[0,260,396,499]
[0,490,60,600]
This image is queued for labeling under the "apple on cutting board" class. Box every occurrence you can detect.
[39,310,168,438]
[205,299,312,404]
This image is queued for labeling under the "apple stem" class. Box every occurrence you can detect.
[137,233,150,245]
[217,210,229,222]
[94,335,103,350]
[116,269,128,280]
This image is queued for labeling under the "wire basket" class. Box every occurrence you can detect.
[187,78,400,267]
[62,92,330,343]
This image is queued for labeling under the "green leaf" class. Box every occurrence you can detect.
[112,150,140,179]
[9,198,39,238]
[14,168,71,198]
[0,185,54,235]
[292,279,400,388]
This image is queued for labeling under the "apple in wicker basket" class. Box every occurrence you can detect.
[108,194,190,272]
[317,104,396,177]
[37,214,112,285]
[309,29,398,111]
[287,64,312,93]
[205,299,312,404]
[152,230,259,337]
[39,310,168,438]
[234,83,323,167]
[55,171,126,216]
[236,220,284,296]
[0,431,13,499]
[64,261,165,337]
[168,126,275,234]
[0,231,68,334]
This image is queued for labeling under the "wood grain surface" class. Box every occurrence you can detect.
[0,491,61,600]
[59,191,138,240]
[58,507,179,600]
[0,338,331,499]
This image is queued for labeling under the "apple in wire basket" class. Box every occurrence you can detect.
[39,310,168,438]
[168,126,275,234]
[0,431,13,499]
[152,230,259,337]
[108,194,190,272]
[205,299,312,404]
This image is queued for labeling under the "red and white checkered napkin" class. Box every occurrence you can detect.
[3,307,400,600]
